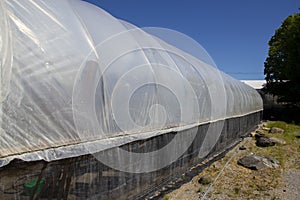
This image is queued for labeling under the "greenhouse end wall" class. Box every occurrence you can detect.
[0,111,262,200]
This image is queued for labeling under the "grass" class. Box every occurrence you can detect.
[266,121,300,135]
[263,121,300,169]
[162,194,169,200]
[196,121,300,199]
[166,121,300,200]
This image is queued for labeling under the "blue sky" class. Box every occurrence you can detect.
[84,0,299,80]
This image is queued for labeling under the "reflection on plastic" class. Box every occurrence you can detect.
[0,0,263,172]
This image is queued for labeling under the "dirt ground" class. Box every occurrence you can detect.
[166,121,300,200]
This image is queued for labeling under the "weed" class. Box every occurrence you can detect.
[162,194,169,200]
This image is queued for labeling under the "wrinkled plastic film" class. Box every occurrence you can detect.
[0,0,263,167]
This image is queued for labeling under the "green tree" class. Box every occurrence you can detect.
[264,12,300,105]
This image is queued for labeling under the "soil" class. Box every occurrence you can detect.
[166,122,300,200]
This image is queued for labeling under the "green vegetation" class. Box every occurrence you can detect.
[197,121,300,199]
[166,121,300,199]
[253,121,300,168]
[162,194,169,200]
[267,121,300,134]
[264,11,300,105]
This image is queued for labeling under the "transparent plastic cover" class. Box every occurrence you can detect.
[0,0,263,167]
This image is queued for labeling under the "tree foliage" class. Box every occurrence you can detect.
[264,12,300,104]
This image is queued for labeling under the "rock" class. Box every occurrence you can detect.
[250,132,257,137]
[251,131,265,138]
[269,127,284,134]
[270,137,286,145]
[262,127,271,131]
[254,133,266,139]
[237,154,280,170]
[154,191,161,196]
[256,135,275,147]
[239,146,247,150]
[256,129,265,135]
[294,131,300,138]
[293,131,300,135]
[198,174,212,185]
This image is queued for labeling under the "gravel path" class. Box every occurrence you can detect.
[272,168,300,200]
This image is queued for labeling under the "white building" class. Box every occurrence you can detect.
[241,80,266,90]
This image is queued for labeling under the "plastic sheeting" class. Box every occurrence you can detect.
[0,0,263,167]
[0,112,261,200]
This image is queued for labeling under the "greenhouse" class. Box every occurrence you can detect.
[0,0,263,199]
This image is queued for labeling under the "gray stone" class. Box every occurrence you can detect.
[254,133,266,139]
[256,129,265,135]
[250,131,257,137]
[237,154,280,170]
[256,135,275,147]
[262,127,271,131]
[269,127,284,134]
[198,174,212,185]
[270,137,286,145]
[294,131,300,138]
[293,131,300,135]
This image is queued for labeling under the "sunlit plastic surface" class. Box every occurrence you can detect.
[0,0,263,167]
